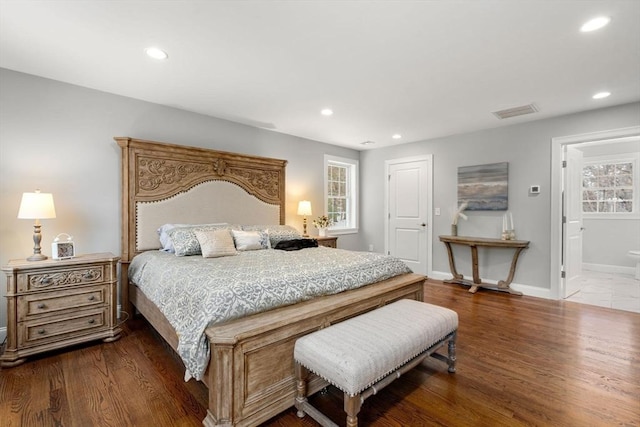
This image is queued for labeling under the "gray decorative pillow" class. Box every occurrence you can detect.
[158,223,231,253]
[157,223,192,252]
[169,224,238,256]
[194,229,237,258]
[242,224,302,247]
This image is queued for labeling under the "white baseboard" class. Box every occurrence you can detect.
[429,270,553,300]
[583,263,636,276]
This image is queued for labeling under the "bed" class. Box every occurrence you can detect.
[116,137,426,426]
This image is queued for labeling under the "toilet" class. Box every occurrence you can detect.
[629,250,640,280]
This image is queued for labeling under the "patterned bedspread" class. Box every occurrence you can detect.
[128,247,411,380]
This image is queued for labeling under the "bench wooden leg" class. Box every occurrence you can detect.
[447,331,457,373]
[344,393,362,427]
[295,362,309,418]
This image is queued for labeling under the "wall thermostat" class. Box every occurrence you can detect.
[529,185,541,194]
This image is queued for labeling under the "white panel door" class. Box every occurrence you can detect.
[387,158,430,274]
[563,145,584,298]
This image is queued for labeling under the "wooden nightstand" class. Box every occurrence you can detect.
[316,236,338,248]
[1,252,122,367]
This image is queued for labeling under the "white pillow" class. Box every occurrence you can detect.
[231,229,270,251]
[194,229,237,258]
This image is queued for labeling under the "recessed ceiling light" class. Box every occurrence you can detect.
[361,140,375,146]
[580,16,611,32]
[321,108,333,116]
[592,91,611,99]
[392,134,402,140]
[145,47,168,60]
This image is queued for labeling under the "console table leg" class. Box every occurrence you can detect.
[444,242,464,281]
[469,245,481,293]
[496,247,526,295]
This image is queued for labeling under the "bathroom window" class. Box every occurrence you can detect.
[582,153,638,218]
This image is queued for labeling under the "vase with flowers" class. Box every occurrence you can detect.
[313,215,333,237]
[451,202,468,236]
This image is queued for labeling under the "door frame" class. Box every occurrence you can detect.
[384,155,433,276]
[550,126,640,299]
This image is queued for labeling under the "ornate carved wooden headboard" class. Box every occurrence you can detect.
[116,137,287,309]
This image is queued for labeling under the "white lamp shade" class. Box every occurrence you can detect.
[297,200,312,216]
[17,191,57,219]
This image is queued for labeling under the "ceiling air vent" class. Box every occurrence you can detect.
[492,103,538,120]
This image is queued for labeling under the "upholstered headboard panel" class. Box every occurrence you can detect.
[136,180,280,250]
[116,137,287,260]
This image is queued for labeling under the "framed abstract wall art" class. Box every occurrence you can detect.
[458,162,508,210]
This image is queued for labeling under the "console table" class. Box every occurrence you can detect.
[439,235,530,295]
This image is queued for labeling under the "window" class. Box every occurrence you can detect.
[324,155,358,233]
[582,153,638,217]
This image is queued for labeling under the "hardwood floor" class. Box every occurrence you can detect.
[1,280,638,426]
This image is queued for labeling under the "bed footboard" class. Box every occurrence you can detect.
[202,273,425,427]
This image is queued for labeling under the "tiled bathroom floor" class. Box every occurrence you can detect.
[565,271,640,313]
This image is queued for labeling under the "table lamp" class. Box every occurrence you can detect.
[297,200,312,237]
[18,190,57,261]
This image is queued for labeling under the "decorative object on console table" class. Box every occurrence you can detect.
[17,190,57,261]
[451,202,468,236]
[501,212,516,240]
[0,252,122,368]
[439,235,529,295]
[316,236,338,248]
[297,200,312,237]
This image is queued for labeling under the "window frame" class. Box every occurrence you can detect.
[581,152,639,220]
[324,155,359,234]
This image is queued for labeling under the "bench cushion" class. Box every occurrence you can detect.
[294,299,458,396]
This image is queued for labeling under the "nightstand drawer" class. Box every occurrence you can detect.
[18,285,108,318]
[17,264,106,292]
[19,309,108,347]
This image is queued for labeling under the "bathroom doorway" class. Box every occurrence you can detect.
[550,126,640,308]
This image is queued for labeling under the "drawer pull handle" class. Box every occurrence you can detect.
[40,277,52,285]
[37,303,46,309]
[88,295,96,301]
[38,329,46,335]
[83,272,95,280]
[88,319,95,324]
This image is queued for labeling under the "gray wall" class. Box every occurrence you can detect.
[583,219,640,268]
[0,68,359,331]
[360,102,640,292]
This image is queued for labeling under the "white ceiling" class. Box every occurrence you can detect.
[1,1,639,150]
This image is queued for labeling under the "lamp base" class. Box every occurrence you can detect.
[27,223,48,261]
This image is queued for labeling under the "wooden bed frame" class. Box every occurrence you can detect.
[116,137,426,426]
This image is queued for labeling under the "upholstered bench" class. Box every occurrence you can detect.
[294,299,458,427]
